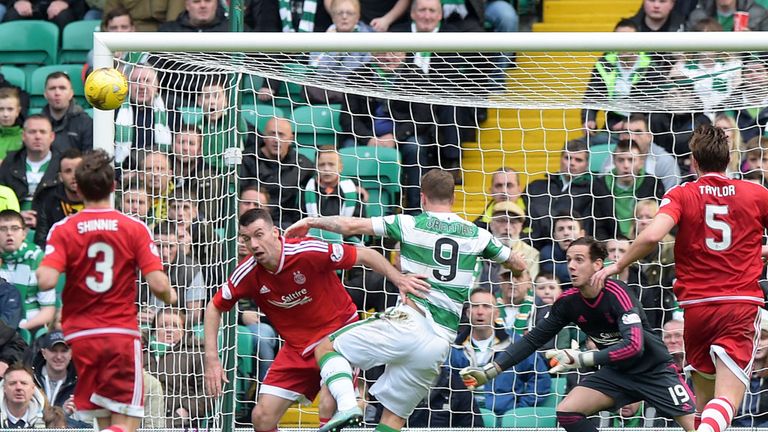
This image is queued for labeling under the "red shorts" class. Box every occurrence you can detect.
[684,303,761,384]
[260,345,321,403]
[68,334,144,419]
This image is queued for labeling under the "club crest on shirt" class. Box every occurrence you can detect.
[293,271,306,285]
[331,244,344,262]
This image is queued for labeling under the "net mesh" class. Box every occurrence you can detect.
[108,46,768,429]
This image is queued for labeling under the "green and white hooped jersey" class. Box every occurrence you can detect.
[371,212,511,341]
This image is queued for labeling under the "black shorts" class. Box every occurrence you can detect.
[579,363,695,419]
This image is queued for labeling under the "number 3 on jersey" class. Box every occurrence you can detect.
[86,242,114,292]
[705,204,731,251]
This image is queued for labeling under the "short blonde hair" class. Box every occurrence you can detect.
[330,0,360,13]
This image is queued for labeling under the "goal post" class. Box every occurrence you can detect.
[92,31,768,430]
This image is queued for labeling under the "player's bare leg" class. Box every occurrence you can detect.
[95,413,140,432]
[377,408,406,432]
[691,370,716,428]
[555,386,615,432]
[674,413,696,431]
[251,393,295,431]
[317,386,336,426]
[315,338,362,432]
[696,359,748,432]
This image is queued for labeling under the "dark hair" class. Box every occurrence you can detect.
[175,124,202,137]
[0,87,20,102]
[564,137,589,154]
[690,123,730,173]
[153,221,177,238]
[3,362,35,381]
[614,18,638,31]
[613,139,641,154]
[101,6,133,31]
[742,170,765,183]
[239,208,274,227]
[613,233,631,242]
[240,183,270,202]
[76,150,115,201]
[627,113,649,130]
[45,71,71,87]
[0,209,24,227]
[692,17,723,32]
[23,114,52,130]
[168,188,198,204]
[152,306,187,331]
[420,169,454,203]
[534,271,561,284]
[122,177,146,193]
[60,147,82,161]
[567,236,609,262]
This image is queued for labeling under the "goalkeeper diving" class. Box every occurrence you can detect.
[461,237,695,432]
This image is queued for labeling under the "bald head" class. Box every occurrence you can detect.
[411,0,442,32]
[261,117,294,160]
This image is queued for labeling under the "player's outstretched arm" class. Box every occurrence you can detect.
[591,213,676,288]
[503,251,528,276]
[36,265,60,292]
[145,270,177,305]
[203,302,229,397]
[285,216,375,238]
[354,247,430,301]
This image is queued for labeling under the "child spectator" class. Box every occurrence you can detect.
[496,268,534,336]
[0,88,23,161]
[743,135,768,182]
[714,113,746,177]
[531,272,583,350]
[0,210,53,333]
[119,178,151,224]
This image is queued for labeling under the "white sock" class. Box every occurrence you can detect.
[319,352,358,411]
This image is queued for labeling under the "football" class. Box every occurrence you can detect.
[84,67,128,110]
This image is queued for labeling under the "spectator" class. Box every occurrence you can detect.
[539,213,584,287]
[496,268,534,335]
[159,0,229,31]
[743,135,768,181]
[166,189,222,285]
[730,55,768,143]
[582,19,667,136]
[0,323,27,377]
[601,113,681,192]
[31,331,76,411]
[0,88,24,161]
[530,271,583,350]
[449,289,550,416]
[240,117,314,228]
[300,146,365,242]
[714,113,745,177]
[0,279,21,330]
[2,0,82,29]
[142,370,166,428]
[115,66,173,163]
[248,0,331,33]
[628,199,677,330]
[605,236,643,290]
[358,0,409,31]
[153,222,208,327]
[732,310,768,427]
[0,210,54,333]
[40,72,92,153]
[137,148,173,222]
[238,183,270,217]
[33,148,83,247]
[0,73,29,121]
[688,0,768,31]
[145,307,211,428]
[0,115,62,230]
[477,201,539,292]
[525,138,594,249]
[0,364,46,428]
[119,178,151,223]
[169,125,222,221]
[84,7,140,80]
[103,0,184,30]
[661,318,685,371]
[600,401,665,427]
[196,80,244,169]
[533,272,562,308]
[593,139,665,239]
[474,167,525,231]
[629,0,687,31]
[304,0,372,104]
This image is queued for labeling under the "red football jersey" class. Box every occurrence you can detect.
[213,238,359,354]
[658,173,768,307]
[41,208,164,340]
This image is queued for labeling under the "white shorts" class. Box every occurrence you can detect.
[330,304,450,418]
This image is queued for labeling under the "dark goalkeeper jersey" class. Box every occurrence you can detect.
[497,279,672,375]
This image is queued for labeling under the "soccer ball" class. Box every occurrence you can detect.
[84,68,128,111]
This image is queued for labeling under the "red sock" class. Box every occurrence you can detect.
[698,398,735,432]
[319,417,331,426]
[695,412,702,429]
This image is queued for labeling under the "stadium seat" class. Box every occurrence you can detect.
[500,406,557,428]
[179,106,205,126]
[29,64,86,109]
[589,142,615,173]
[240,74,265,105]
[0,65,27,90]
[0,21,59,69]
[268,63,307,107]
[241,103,286,133]
[542,376,567,408]
[339,146,401,218]
[480,407,497,427]
[292,104,342,146]
[296,145,316,163]
[60,20,101,64]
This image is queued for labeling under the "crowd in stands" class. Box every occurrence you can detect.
[0,0,768,428]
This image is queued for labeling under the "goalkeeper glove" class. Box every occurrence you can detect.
[544,349,595,374]
[459,362,499,390]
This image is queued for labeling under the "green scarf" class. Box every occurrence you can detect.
[606,170,647,237]
[279,0,317,32]
[1,241,49,316]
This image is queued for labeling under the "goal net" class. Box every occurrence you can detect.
[95,32,768,430]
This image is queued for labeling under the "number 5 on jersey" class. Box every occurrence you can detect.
[705,204,731,251]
